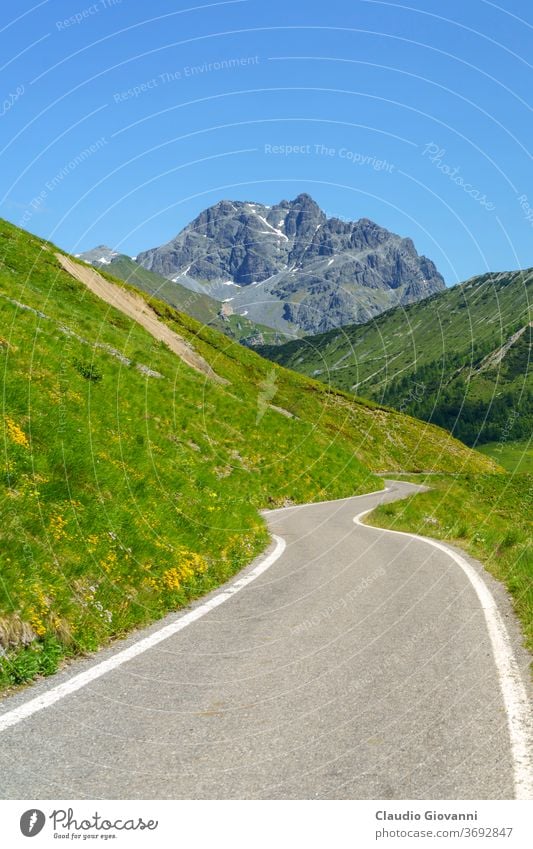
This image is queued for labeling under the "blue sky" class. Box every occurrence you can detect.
[1,0,532,284]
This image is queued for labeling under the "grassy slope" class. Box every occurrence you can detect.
[258,270,533,445]
[100,255,278,345]
[477,439,533,474]
[367,473,533,655]
[0,218,497,689]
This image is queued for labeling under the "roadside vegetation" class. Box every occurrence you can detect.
[0,219,496,691]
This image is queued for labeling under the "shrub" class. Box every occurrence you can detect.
[74,360,103,382]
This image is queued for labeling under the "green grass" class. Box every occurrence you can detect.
[0,218,498,691]
[367,473,533,655]
[258,269,533,446]
[477,439,533,474]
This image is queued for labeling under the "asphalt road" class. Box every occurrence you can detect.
[0,480,531,799]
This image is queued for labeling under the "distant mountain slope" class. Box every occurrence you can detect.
[78,250,279,345]
[259,269,532,446]
[0,218,493,688]
[135,193,445,335]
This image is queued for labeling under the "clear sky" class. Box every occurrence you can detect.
[1,0,532,285]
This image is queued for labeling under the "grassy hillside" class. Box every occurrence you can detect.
[0,218,497,690]
[94,254,278,345]
[259,270,532,446]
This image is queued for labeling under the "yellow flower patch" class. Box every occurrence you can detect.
[100,550,117,573]
[4,415,29,448]
[49,514,67,540]
[160,548,208,591]
[161,568,182,591]
[27,585,52,638]
[28,608,46,637]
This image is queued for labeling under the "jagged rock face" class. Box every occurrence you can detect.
[137,194,325,284]
[136,193,445,335]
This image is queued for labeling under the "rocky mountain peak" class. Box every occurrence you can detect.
[131,193,446,334]
[75,245,119,265]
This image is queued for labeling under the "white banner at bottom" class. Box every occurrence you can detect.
[0,799,531,848]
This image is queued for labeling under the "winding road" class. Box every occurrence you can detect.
[0,480,531,799]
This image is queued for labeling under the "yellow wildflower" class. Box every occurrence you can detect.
[161,568,182,591]
[28,608,46,637]
[50,514,67,540]
[5,416,29,448]
[162,550,208,590]
[100,551,117,572]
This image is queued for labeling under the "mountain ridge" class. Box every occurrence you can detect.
[76,250,280,345]
[81,193,445,337]
[258,267,533,446]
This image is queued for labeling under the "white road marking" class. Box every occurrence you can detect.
[4,481,530,800]
[353,509,533,800]
[0,536,286,733]
[0,487,395,731]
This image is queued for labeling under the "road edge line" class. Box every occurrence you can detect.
[0,535,286,733]
[353,508,533,800]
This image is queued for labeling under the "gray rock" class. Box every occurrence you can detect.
[135,194,446,335]
[75,245,119,265]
